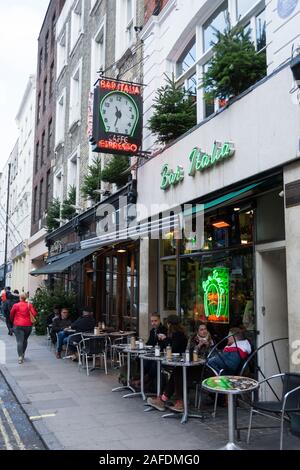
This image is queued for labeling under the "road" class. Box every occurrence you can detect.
[0,372,45,450]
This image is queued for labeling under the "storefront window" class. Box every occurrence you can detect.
[180,248,254,337]
[160,234,177,257]
[163,260,177,311]
[182,206,254,254]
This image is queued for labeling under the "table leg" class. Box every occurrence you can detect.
[140,357,146,401]
[157,361,161,398]
[112,352,135,393]
[220,394,242,450]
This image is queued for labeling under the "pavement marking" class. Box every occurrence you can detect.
[0,414,13,450]
[30,413,56,421]
[0,398,26,450]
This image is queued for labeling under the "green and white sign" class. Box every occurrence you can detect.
[160,141,235,190]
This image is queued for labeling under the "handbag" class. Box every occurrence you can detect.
[28,304,36,325]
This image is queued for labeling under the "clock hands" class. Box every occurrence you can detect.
[115,106,122,127]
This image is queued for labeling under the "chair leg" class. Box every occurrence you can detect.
[104,353,107,375]
[247,408,254,444]
[212,392,218,418]
[280,411,285,450]
[86,354,89,376]
[194,384,199,409]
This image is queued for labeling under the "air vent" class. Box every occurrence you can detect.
[285,180,300,208]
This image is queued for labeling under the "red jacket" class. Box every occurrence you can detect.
[10,301,37,327]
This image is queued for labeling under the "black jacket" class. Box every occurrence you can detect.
[71,315,96,332]
[2,294,19,318]
[51,317,72,334]
[161,331,188,354]
[146,323,168,347]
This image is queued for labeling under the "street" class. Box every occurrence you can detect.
[0,372,45,450]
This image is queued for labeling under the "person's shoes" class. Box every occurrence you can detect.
[18,356,23,364]
[56,352,61,359]
[146,397,166,411]
[168,400,184,413]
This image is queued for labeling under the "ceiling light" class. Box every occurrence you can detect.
[234,207,240,212]
[241,240,248,245]
[117,249,126,253]
[212,221,230,229]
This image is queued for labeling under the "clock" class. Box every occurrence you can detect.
[100,91,139,136]
[277,0,298,19]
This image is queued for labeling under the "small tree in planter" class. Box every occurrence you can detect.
[148,74,197,144]
[202,23,266,103]
[32,285,77,335]
[46,198,60,232]
[101,155,130,189]
[81,157,102,203]
[61,185,77,221]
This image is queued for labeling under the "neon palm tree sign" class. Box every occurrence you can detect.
[202,267,230,323]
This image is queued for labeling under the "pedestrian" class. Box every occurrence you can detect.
[2,289,19,335]
[10,293,38,364]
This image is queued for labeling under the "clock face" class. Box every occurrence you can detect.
[100,92,139,136]
[277,0,298,18]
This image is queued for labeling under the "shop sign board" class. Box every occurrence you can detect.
[91,78,143,156]
[160,141,235,190]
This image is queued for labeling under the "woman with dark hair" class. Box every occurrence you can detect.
[147,315,188,412]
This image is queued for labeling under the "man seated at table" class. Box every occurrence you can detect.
[47,305,61,327]
[50,307,72,344]
[131,313,168,390]
[56,308,96,358]
[207,327,252,374]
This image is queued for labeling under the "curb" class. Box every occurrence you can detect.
[0,353,64,450]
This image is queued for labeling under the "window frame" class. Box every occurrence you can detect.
[69,59,82,129]
[70,0,85,55]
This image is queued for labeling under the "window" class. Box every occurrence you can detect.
[70,0,84,52]
[54,170,63,202]
[67,148,80,204]
[39,179,44,219]
[37,92,41,124]
[41,132,46,167]
[91,20,105,87]
[115,0,136,60]
[55,89,66,146]
[203,1,228,53]
[45,31,49,64]
[256,9,266,51]
[69,61,82,127]
[57,26,68,78]
[33,187,38,222]
[203,61,215,118]
[43,78,47,112]
[39,48,43,76]
[49,61,54,98]
[51,14,56,50]
[35,142,39,173]
[236,0,259,19]
[47,119,53,155]
[46,169,51,209]
[176,38,196,78]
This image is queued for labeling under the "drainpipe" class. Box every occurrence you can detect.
[3,163,11,286]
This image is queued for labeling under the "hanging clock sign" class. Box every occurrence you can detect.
[91,78,143,156]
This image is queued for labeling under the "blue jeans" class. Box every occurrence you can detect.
[56,331,81,353]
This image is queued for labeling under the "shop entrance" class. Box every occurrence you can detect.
[256,243,289,396]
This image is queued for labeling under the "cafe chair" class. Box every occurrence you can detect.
[78,337,108,376]
[46,325,53,350]
[247,372,300,450]
[110,336,127,369]
[64,333,83,359]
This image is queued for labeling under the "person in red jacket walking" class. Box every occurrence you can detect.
[10,293,37,364]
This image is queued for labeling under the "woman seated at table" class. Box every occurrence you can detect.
[189,321,214,360]
[147,315,188,412]
[50,307,71,344]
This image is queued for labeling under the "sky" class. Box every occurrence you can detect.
[0,0,50,171]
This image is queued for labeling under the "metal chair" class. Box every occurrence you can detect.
[247,372,300,449]
[46,326,53,349]
[110,336,127,368]
[78,336,108,376]
[195,332,249,416]
[64,332,83,358]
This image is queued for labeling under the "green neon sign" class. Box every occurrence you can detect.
[188,142,235,176]
[160,141,235,190]
[202,267,230,323]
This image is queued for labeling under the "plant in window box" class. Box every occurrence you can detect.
[148,74,197,144]
[61,185,77,221]
[81,157,102,203]
[202,21,266,104]
[46,198,60,232]
[101,155,130,189]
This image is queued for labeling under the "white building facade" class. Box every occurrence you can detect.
[137,0,300,374]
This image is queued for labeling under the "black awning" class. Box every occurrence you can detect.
[30,247,97,276]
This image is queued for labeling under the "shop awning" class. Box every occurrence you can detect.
[30,247,97,276]
[81,213,181,250]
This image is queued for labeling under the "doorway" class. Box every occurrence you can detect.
[256,243,289,396]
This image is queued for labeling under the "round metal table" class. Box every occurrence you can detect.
[202,375,259,450]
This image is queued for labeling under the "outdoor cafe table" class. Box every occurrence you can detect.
[139,351,165,404]
[161,356,206,424]
[202,375,259,450]
[111,345,154,398]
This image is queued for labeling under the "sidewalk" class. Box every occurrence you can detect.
[0,319,299,450]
